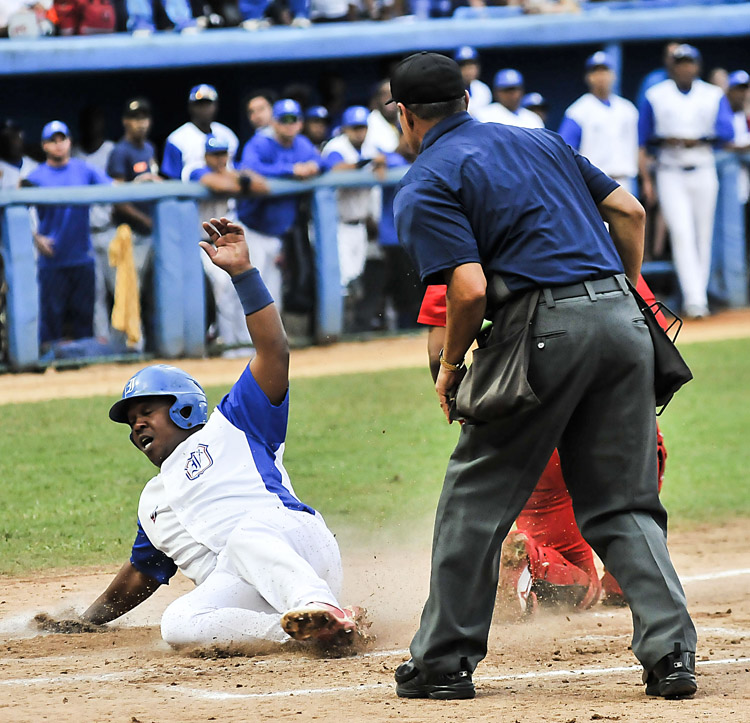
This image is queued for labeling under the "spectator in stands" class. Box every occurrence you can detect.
[106,97,162,348]
[520,92,549,127]
[26,121,111,349]
[304,105,331,149]
[190,134,269,356]
[321,105,380,295]
[162,84,239,181]
[638,44,735,319]
[363,79,400,156]
[189,0,243,28]
[310,0,357,23]
[126,0,198,34]
[453,46,492,118]
[236,99,322,310]
[246,89,277,138]
[73,105,116,342]
[0,0,55,38]
[240,0,310,29]
[518,0,579,15]
[0,120,37,189]
[709,67,729,94]
[477,69,544,128]
[558,51,639,194]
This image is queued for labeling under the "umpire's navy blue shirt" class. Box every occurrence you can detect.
[394,112,623,291]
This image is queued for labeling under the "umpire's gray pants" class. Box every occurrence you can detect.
[410,284,697,675]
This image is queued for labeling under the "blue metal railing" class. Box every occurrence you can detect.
[1,158,747,371]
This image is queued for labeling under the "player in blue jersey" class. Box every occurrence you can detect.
[77,217,361,650]
[26,120,112,347]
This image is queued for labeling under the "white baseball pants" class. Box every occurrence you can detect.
[656,164,718,314]
[160,507,343,647]
[200,251,251,348]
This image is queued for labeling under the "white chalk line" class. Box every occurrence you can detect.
[167,656,750,701]
[682,568,750,583]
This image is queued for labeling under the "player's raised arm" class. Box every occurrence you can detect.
[200,217,289,405]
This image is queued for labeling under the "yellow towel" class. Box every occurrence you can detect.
[108,224,142,348]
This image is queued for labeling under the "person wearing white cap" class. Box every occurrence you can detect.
[161,84,239,182]
[638,44,735,318]
[453,46,492,118]
[558,51,639,194]
[25,120,112,349]
[476,69,544,128]
[322,105,381,291]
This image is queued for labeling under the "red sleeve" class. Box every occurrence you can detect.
[417,284,448,327]
[636,275,669,332]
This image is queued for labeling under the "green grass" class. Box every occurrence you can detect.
[1,337,748,575]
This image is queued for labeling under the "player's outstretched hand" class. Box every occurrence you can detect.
[200,217,252,278]
[34,612,105,634]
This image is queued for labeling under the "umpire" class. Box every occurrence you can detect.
[391,52,697,701]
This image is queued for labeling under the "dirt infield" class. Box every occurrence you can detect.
[2,312,750,722]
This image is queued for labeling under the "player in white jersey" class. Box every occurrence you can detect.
[162,85,240,182]
[79,217,361,649]
[558,52,639,195]
[476,69,545,129]
[453,46,492,118]
[726,70,750,203]
[638,44,735,318]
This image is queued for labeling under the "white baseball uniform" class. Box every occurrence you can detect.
[476,103,544,129]
[640,78,734,315]
[321,133,377,287]
[162,121,239,181]
[130,365,344,646]
[467,79,492,117]
[558,93,639,193]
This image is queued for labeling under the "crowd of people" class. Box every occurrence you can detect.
[1,40,748,359]
[0,0,595,37]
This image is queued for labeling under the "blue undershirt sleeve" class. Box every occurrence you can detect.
[161,141,184,179]
[129,521,177,585]
[638,98,655,147]
[715,95,735,144]
[557,116,582,150]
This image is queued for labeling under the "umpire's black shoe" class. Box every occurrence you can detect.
[395,659,475,700]
[643,643,697,699]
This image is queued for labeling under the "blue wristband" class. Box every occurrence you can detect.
[232,267,274,316]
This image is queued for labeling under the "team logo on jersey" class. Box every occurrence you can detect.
[150,506,159,523]
[185,444,213,480]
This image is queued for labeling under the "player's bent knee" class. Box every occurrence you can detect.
[160,598,205,647]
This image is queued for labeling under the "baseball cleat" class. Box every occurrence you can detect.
[281,603,358,644]
[498,531,537,617]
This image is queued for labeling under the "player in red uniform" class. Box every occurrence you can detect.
[418,277,668,613]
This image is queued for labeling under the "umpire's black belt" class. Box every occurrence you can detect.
[539,274,629,307]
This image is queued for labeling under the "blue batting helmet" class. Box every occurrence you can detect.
[109,365,208,430]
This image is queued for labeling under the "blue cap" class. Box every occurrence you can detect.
[493,69,524,90]
[205,134,229,154]
[305,105,329,120]
[728,70,750,88]
[454,45,479,64]
[341,105,370,127]
[671,44,701,63]
[189,84,218,103]
[41,120,70,141]
[521,92,547,109]
[273,99,303,120]
[585,51,614,71]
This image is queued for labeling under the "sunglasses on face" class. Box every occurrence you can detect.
[277,115,301,125]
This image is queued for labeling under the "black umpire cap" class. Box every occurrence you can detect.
[387,52,466,106]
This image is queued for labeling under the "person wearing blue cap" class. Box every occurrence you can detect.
[236,99,322,312]
[638,44,735,319]
[725,70,750,213]
[453,46,491,118]
[303,105,331,149]
[321,105,381,293]
[190,135,269,357]
[520,92,549,126]
[477,68,543,128]
[161,84,239,181]
[25,120,112,349]
[558,52,639,195]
